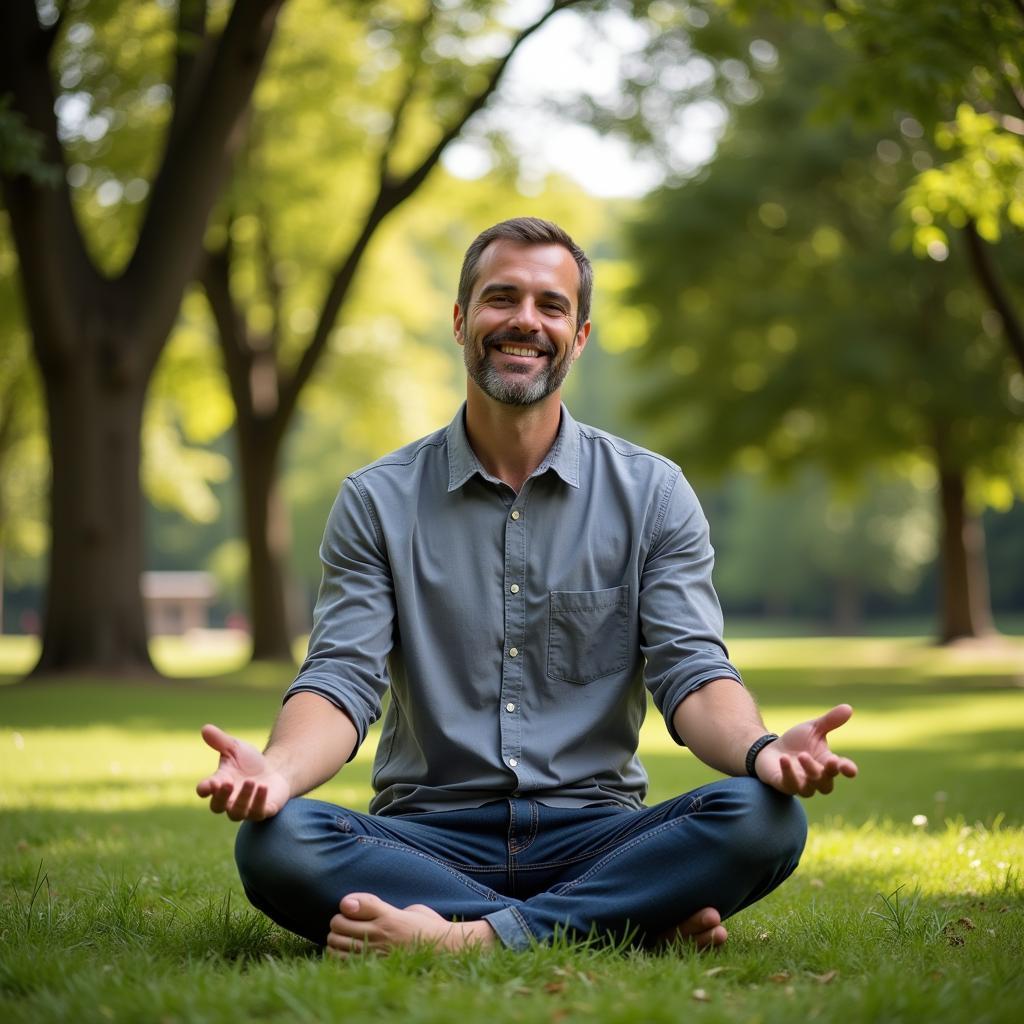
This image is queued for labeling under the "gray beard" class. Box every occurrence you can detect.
[464,338,575,407]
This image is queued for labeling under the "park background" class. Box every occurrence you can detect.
[1,2,1022,1022]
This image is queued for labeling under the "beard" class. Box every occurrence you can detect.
[464,329,577,407]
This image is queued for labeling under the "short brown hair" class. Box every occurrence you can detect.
[457,217,593,330]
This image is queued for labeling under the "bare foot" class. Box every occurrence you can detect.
[653,906,728,950]
[325,893,496,958]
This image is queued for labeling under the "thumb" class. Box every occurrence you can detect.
[816,704,853,736]
[201,723,237,757]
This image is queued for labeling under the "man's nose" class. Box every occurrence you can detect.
[509,298,541,333]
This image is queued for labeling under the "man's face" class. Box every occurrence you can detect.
[455,241,591,407]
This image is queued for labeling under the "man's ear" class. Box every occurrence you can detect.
[574,319,592,357]
[453,302,465,346]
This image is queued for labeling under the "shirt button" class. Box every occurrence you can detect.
[510,509,521,520]
[509,584,520,594]
[508,758,518,767]
[508,647,519,658]
[505,702,516,713]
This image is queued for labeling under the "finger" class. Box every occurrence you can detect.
[815,704,853,737]
[837,756,859,778]
[201,723,237,757]
[227,779,256,821]
[797,752,824,782]
[248,784,269,821]
[778,754,804,795]
[208,779,234,814]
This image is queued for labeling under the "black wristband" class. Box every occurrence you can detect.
[745,733,779,777]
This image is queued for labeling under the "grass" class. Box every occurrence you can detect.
[1,633,1022,1023]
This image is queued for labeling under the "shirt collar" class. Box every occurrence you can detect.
[446,402,581,492]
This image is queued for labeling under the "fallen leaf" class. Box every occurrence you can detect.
[704,966,728,977]
[809,878,825,889]
[758,931,771,942]
[544,982,566,995]
[15,840,30,852]
[810,970,839,985]
[768,972,791,983]
[957,917,975,930]
[692,988,711,1003]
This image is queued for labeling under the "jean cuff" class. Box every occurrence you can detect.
[483,906,534,951]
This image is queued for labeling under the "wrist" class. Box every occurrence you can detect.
[744,733,779,778]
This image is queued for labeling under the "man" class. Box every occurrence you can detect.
[197,217,857,956]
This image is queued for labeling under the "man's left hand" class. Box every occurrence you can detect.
[754,704,858,798]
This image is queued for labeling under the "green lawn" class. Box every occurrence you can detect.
[1,634,1022,1023]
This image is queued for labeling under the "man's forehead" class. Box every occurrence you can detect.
[473,240,579,295]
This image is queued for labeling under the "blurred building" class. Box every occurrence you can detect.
[141,571,216,635]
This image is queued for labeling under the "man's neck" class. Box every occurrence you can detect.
[464,386,562,494]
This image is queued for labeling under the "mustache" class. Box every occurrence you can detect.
[483,330,555,356]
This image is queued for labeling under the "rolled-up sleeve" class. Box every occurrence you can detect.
[640,471,743,745]
[285,477,394,756]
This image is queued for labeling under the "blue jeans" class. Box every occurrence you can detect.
[235,777,807,951]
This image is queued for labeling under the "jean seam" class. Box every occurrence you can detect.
[558,796,702,893]
[510,905,534,943]
[506,809,662,871]
[355,836,500,901]
[510,800,540,855]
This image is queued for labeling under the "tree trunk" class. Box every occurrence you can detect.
[33,354,153,675]
[831,575,862,635]
[237,421,293,661]
[937,468,995,643]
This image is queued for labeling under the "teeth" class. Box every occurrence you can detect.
[498,345,541,357]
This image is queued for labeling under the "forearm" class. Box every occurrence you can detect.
[264,692,359,798]
[671,678,769,777]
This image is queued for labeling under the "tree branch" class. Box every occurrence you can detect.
[169,0,211,145]
[0,0,100,366]
[378,1,437,182]
[199,240,257,424]
[274,0,589,428]
[963,220,1024,378]
[390,0,588,203]
[124,0,285,368]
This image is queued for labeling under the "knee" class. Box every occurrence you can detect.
[234,799,316,895]
[713,778,808,869]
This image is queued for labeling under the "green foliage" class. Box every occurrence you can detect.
[627,19,1023,493]
[712,470,936,619]
[901,104,1024,251]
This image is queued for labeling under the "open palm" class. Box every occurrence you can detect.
[754,704,858,798]
[195,724,290,821]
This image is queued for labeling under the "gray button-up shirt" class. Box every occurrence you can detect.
[286,404,742,816]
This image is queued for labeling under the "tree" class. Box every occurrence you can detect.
[626,19,1024,642]
[776,0,1024,376]
[0,1,285,674]
[196,0,593,660]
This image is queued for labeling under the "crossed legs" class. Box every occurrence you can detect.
[235,778,806,955]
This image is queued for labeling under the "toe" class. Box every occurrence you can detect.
[338,892,392,920]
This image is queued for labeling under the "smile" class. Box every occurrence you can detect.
[497,345,545,358]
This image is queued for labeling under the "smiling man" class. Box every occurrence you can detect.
[197,217,858,955]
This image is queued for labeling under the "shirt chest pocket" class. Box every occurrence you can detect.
[547,585,630,685]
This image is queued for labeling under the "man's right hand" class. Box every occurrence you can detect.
[195,723,291,821]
